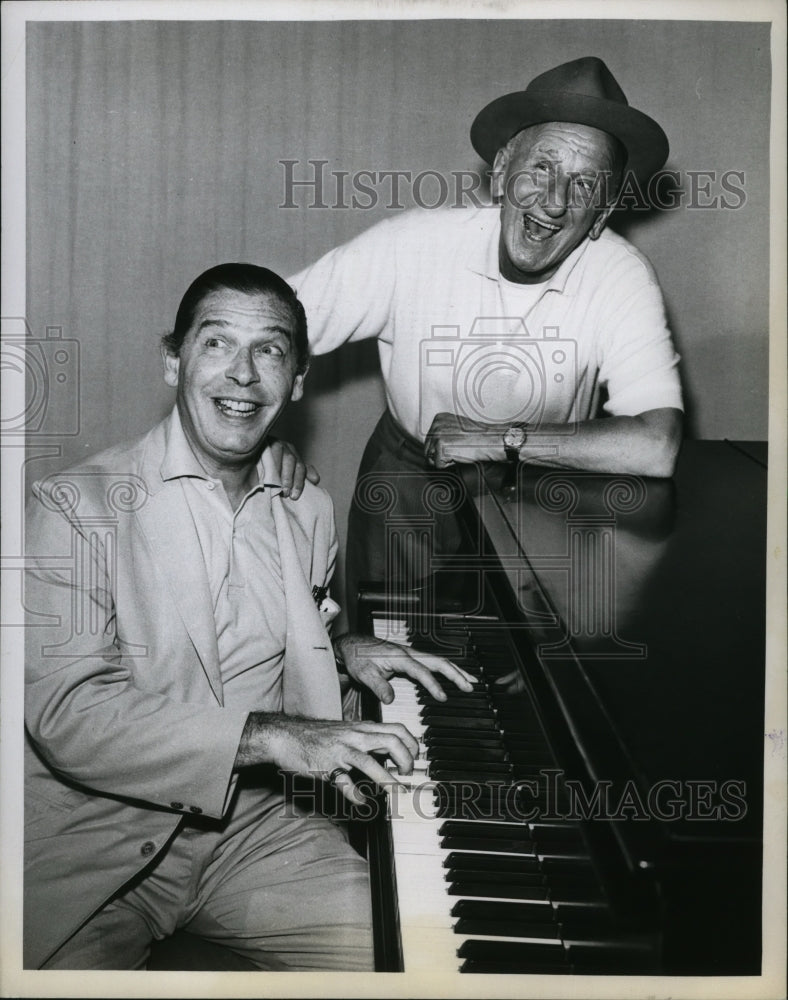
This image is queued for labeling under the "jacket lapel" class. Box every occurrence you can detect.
[270,492,342,720]
[134,425,224,705]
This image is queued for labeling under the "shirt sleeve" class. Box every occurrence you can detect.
[594,247,684,417]
[288,215,400,354]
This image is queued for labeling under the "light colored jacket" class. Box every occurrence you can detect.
[23,416,342,968]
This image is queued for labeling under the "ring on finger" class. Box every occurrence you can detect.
[327,767,350,784]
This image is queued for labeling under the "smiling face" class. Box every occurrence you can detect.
[162,288,305,477]
[492,122,620,284]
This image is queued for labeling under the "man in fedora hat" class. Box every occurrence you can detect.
[289,57,683,625]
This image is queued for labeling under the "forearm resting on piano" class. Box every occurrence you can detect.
[425,408,682,478]
[517,408,682,477]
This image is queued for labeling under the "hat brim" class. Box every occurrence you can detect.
[470,92,669,185]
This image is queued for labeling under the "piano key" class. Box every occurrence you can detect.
[457,938,566,969]
[441,837,538,853]
[455,918,560,939]
[421,705,497,719]
[448,881,549,900]
[418,694,492,708]
[447,869,546,888]
[373,618,626,976]
[424,734,505,748]
[444,851,542,873]
[422,715,499,729]
[427,747,508,763]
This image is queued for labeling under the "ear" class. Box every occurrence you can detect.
[290,371,306,403]
[491,146,510,201]
[589,202,616,241]
[161,343,180,388]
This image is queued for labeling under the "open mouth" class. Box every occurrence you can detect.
[522,213,561,242]
[213,398,262,418]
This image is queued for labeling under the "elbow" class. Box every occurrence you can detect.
[650,446,679,479]
[641,410,682,478]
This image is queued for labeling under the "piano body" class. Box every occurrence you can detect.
[360,439,767,977]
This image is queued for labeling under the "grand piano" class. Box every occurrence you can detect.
[360,439,767,977]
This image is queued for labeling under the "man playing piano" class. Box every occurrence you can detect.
[289,56,684,624]
[23,263,472,971]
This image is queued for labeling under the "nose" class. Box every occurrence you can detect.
[540,171,569,219]
[225,348,260,386]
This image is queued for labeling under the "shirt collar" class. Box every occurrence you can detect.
[466,204,590,296]
[160,407,281,494]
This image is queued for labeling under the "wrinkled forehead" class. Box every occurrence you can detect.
[507,121,619,169]
[190,288,297,334]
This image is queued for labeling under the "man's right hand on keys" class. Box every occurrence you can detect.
[234,713,419,805]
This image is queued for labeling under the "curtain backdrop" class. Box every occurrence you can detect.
[26,19,771,619]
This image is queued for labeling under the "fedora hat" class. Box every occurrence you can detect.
[470,56,668,184]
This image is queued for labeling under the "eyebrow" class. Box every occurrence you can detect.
[530,146,609,171]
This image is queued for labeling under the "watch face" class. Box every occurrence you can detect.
[503,426,527,449]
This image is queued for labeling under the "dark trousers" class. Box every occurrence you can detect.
[345,410,467,630]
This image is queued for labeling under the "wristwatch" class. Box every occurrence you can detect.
[502,425,527,463]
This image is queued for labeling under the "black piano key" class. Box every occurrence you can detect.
[496,732,548,747]
[448,881,549,900]
[420,674,486,692]
[447,868,545,887]
[441,837,538,853]
[435,779,512,793]
[541,857,600,882]
[426,746,507,763]
[454,918,560,939]
[418,694,492,709]
[439,820,528,838]
[509,763,558,779]
[508,750,555,765]
[451,895,610,934]
[494,705,540,721]
[424,735,504,749]
[421,705,497,719]
[435,799,528,822]
[451,899,552,921]
[444,851,542,874]
[529,822,584,844]
[422,715,499,729]
[457,939,566,970]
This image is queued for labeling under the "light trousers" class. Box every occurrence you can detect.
[44,776,373,971]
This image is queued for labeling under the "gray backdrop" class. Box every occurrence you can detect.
[26,18,772,611]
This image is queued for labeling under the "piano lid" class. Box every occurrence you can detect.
[461,440,766,845]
